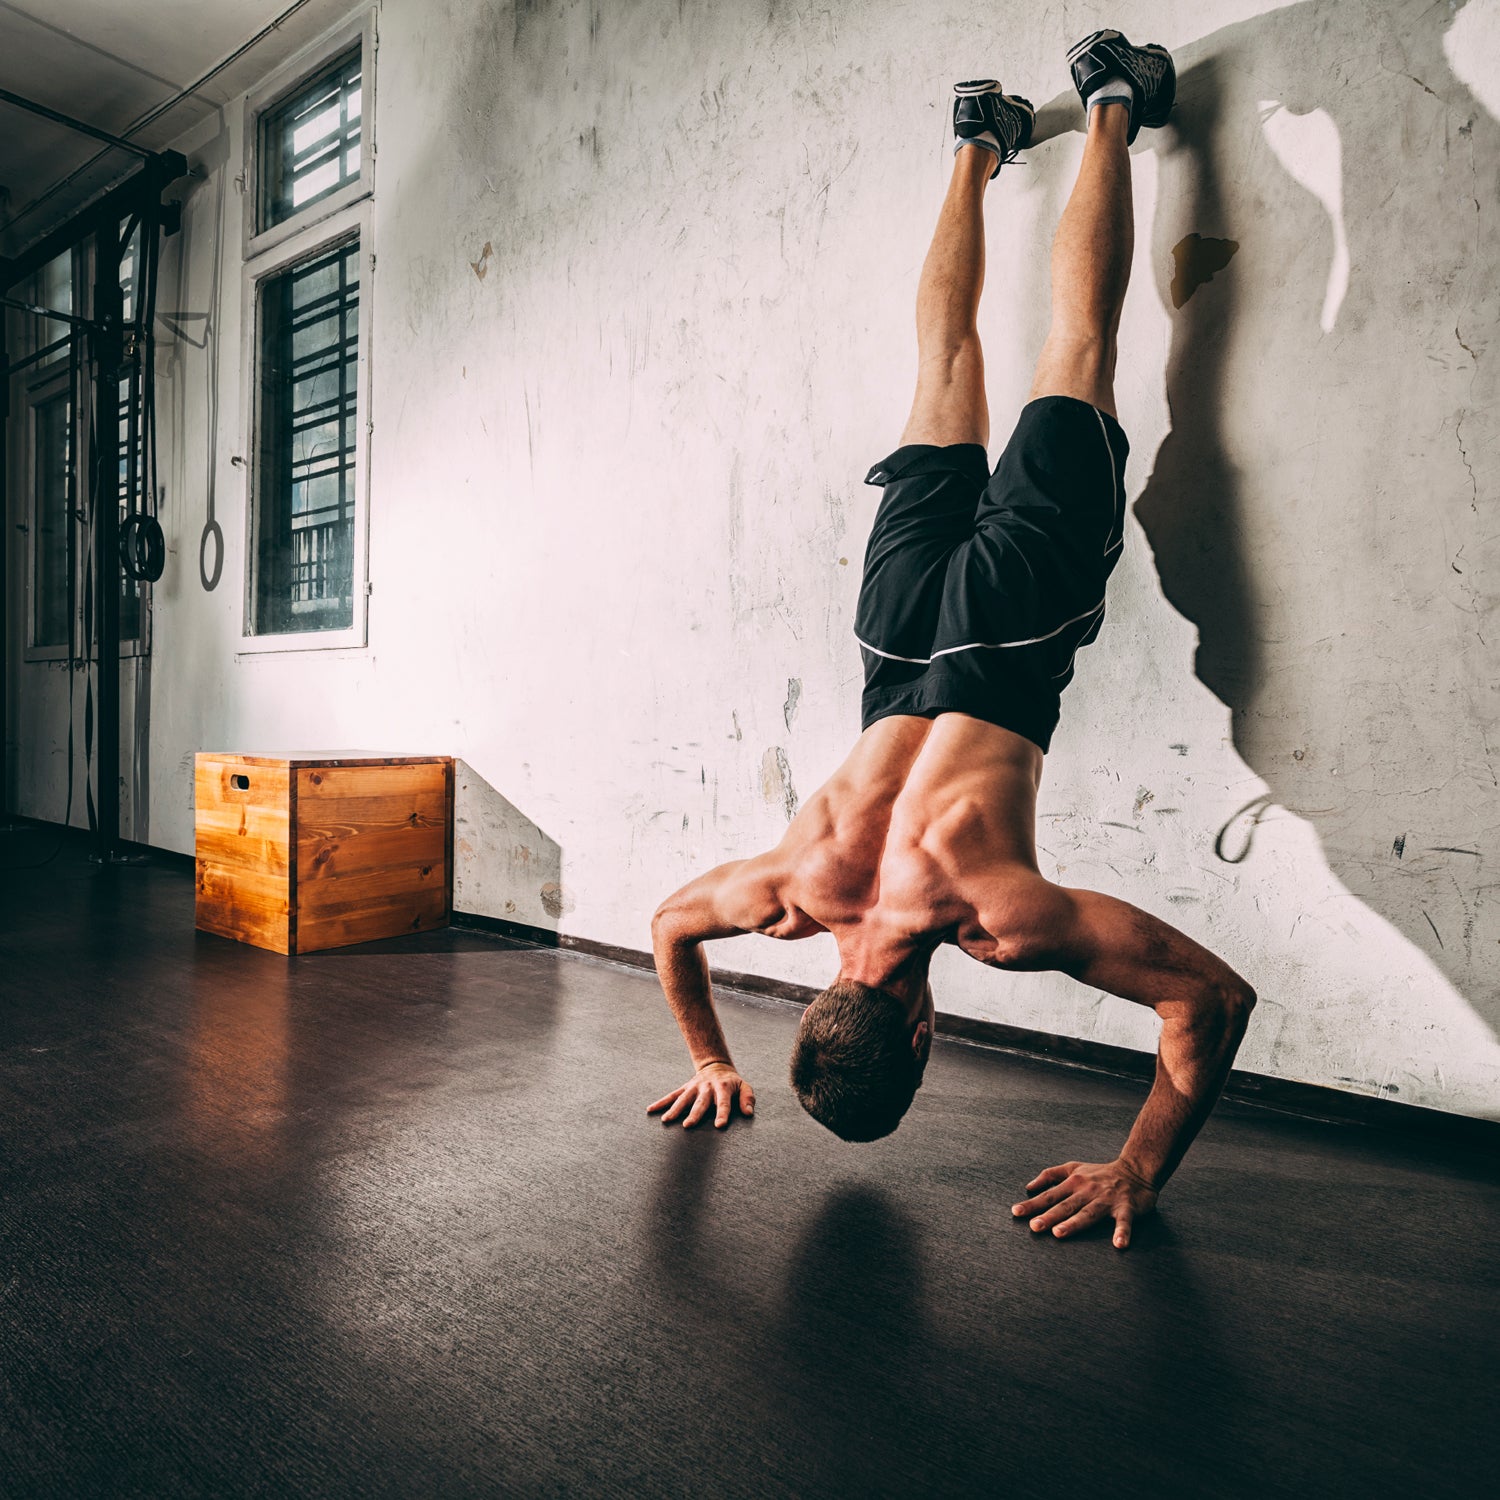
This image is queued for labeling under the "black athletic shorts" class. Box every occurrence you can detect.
[855,395,1129,754]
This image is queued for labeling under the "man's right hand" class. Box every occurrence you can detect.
[647,1062,757,1129]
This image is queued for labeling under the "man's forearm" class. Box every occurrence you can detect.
[1118,988,1254,1189]
[652,926,734,1070]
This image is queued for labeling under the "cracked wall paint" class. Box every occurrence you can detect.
[760,746,799,822]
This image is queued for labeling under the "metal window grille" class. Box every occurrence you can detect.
[116,227,144,642]
[259,47,362,231]
[252,236,360,635]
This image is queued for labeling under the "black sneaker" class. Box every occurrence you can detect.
[952,81,1035,177]
[1067,30,1175,145]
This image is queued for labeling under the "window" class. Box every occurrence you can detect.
[24,251,75,655]
[250,236,360,635]
[241,14,373,650]
[31,249,73,367]
[30,389,72,650]
[259,47,362,232]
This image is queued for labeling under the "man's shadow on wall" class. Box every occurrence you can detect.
[1107,0,1497,1043]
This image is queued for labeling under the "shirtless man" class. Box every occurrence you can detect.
[648,31,1256,1250]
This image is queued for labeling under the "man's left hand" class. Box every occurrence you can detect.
[1012,1159,1158,1249]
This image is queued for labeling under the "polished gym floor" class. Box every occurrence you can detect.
[2,831,1496,1498]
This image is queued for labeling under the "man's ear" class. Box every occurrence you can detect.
[911,1019,931,1057]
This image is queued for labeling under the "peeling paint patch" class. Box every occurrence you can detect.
[1170,233,1239,309]
[1132,786,1155,818]
[782,677,802,731]
[470,241,493,280]
[1393,833,1407,859]
[760,746,799,821]
[540,881,573,918]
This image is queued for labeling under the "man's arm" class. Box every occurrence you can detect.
[1008,884,1257,1247]
[647,860,781,1129]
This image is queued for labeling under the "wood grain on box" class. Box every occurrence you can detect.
[195,753,453,954]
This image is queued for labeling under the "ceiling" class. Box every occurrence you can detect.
[0,0,357,256]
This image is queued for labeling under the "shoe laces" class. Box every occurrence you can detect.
[995,100,1027,156]
[1131,46,1169,90]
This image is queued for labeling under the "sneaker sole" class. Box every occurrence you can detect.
[952,81,1035,116]
[1067,27,1123,65]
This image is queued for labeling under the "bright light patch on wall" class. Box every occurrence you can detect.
[1259,102,1348,334]
[1444,0,1500,121]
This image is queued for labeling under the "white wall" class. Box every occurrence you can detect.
[9,0,1500,1118]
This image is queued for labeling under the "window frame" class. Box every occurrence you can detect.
[242,9,375,264]
[22,369,77,663]
[29,247,76,373]
[237,198,373,655]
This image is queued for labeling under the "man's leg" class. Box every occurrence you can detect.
[1029,101,1133,417]
[900,145,994,449]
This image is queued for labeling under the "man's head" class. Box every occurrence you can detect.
[789,978,935,1142]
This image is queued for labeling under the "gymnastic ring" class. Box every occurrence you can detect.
[199,518,223,592]
[119,513,167,583]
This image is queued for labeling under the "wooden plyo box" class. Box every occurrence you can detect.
[195,752,454,954]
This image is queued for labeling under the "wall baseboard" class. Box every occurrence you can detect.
[451,909,1500,1151]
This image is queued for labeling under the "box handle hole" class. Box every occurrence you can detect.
[231,774,250,790]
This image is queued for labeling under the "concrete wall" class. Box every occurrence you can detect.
[8,0,1500,1117]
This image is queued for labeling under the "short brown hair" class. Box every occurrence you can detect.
[789,980,928,1142]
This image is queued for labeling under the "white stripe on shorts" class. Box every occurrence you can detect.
[856,595,1108,665]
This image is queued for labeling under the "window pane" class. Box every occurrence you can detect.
[259,47,363,230]
[252,237,360,635]
[119,224,140,325]
[33,250,73,367]
[32,393,72,648]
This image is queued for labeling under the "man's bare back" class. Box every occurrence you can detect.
[649,43,1257,1249]
[688,714,1045,966]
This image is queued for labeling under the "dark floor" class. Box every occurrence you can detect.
[1,830,1497,1499]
